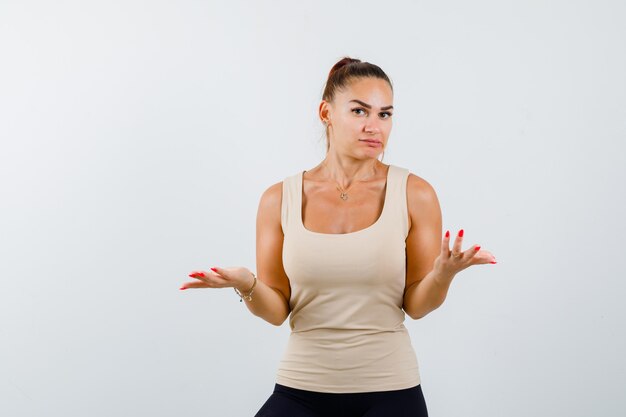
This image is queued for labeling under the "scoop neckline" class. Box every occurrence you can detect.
[299,164,393,237]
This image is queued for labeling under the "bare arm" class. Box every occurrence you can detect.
[402,174,446,320]
[243,181,292,325]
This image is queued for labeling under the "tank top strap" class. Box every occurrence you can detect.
[280,170,301,235]
[383,164,411,238]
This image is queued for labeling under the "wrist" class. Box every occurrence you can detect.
[432,269,455,287]
[235,271,255,292]
[234,271,257,303]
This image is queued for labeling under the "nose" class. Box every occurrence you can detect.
[364,118,382,135]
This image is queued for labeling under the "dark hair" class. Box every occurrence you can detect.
[321,57,393,159]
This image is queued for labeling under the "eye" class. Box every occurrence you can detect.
[351,108,366,115]
[380,112,393,119]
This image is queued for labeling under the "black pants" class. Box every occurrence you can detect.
[254,383,428,417]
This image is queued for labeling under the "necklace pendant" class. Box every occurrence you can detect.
[340,192,348,200]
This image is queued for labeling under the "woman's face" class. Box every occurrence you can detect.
[322,77,393,159]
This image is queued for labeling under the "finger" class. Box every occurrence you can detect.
[179,281,211,290]
[189,271,230,287]
[189,270,222,280]
[209,266,226,278]
[207,266,230,283]
[465,243,480,260]
[470,249,497,265]
[441,230,450,258]
[479,250,497,264]
[451,229,464,258]
[189,271,210,282]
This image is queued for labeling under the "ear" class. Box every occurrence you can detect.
[318,100,331,124]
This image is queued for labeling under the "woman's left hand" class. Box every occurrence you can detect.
[432,229,497,281]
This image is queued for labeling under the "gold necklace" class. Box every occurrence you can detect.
[335,183,352,201]
[322,162,378,201]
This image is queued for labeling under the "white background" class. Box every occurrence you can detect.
[1,1,625,416]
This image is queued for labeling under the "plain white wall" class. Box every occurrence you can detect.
[1,0,625,416]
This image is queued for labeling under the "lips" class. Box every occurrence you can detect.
[359,139,381,144]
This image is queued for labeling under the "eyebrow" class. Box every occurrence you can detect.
[349,99,394,111]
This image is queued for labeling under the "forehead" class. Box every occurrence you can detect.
[336,77,393,103]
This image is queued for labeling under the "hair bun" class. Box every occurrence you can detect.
[328,56,361,79]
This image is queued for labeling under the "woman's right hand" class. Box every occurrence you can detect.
[179,266,254,291]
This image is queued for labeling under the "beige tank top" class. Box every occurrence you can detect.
[276,164,421,393]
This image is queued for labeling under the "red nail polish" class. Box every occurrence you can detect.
[445,230,450,238]
[474,246,481,251]
[210,267,218,272]
[490,260,497,264]
[458,229,464,237]
[180,286,187,290]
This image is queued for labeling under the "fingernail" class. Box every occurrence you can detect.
[490,260,497,264]
[210,267,218,272]
[445,230,450,238]
[458,229,464,237]
[474,245,481,251]
[179,286,187,290]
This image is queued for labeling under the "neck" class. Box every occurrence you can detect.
[320,157,382,190]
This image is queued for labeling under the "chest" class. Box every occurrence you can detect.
[301,181,387,235]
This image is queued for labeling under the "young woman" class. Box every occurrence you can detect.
[181,57,497,417]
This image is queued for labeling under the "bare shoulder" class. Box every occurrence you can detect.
[259,180,283,206]
[406,173,440,229]
[407,172,437,200]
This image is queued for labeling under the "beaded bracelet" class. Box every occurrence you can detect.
[234,272,257,302]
